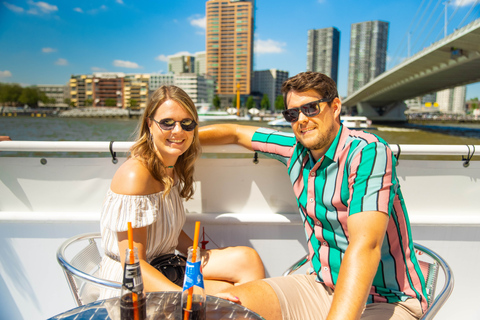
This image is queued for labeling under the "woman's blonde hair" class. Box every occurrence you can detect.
[129,85,200,200]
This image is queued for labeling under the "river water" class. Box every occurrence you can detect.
[1,116,480,158]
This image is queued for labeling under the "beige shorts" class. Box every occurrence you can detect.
[263,274,423,320]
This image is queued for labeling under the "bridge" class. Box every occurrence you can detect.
[342,18,480,122]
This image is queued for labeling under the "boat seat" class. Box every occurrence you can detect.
[56,232,122,306]
[282,243,454,320]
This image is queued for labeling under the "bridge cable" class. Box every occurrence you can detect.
[433,0,466,43]
[417,2,446,52]
[388,0,428,68]
[456,0,480,29]
[412,0,444,53]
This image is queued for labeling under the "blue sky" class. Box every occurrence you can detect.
[1,0,479,99]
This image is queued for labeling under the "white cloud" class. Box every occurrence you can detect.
[87,5,107,14]
[42,47,57,53]
[254,39,286,54]
[452,0,476,6]
[156,51,196,62]
[155,55,169,62]
[73,7,83,13]
[113,60,142,69]
[116,0,124,4]
[0,70,12,78]
[190,15,206,29]
[55,58,68,66]
[3,2,24,13]
[27,1,58,15]
[169,51,194,58]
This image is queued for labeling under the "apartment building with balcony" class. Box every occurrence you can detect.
[124,74,149,109]
[206,0,254,96]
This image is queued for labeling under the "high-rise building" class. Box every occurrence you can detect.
[206,0,254,95]
[437,86,466,114]
[168,54,195,74]
[251,69,289,110]
[174,73,215,105]
[348,20,389,96]
[149,74,175,95]
[195,51,207,76]
[306,27,340,84]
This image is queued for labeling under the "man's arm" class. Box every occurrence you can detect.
[326,210,390,320]
[198,124,259,151]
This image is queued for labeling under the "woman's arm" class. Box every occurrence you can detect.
[117,226,182,292]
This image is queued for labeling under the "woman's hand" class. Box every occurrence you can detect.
[214,292,241,304]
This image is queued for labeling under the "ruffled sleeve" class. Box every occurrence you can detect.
[100,189,160,232]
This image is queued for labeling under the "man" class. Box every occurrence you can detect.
[199,72,427,320]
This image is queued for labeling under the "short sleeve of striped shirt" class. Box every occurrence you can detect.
[347,141,398,216]
[251,128,297,166]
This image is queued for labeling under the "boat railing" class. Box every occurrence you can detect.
[0,141,479,156]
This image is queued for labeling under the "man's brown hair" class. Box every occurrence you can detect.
[281,71,339,108]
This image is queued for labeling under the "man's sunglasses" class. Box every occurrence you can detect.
[282,98,333,123]
[150,118,197,131]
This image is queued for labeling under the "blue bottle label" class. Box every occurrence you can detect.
[183,260,204,290]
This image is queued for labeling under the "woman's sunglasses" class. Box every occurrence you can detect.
[282,98,332,123]
[150,118,197,131]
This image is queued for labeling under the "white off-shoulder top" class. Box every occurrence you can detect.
[98,184,185,299]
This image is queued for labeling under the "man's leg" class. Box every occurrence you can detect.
[361,298,423,320]
[224,274,334,320]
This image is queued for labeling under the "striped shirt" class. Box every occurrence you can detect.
[252,126,428,311]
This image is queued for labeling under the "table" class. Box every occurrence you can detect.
[48,291,265,320]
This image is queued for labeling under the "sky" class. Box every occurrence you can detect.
[0,0,479,100]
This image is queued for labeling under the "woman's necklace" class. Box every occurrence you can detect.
[163,164,174,169]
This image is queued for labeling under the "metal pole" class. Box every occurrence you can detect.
[444,0,450,37]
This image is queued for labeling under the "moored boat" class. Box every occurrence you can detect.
[0,141,479,319]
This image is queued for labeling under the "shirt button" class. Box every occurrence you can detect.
[310,198,314,203]
[310,172,315,177]
[323,266,329,271]
[316,221,321,226]
[323,241,327,246]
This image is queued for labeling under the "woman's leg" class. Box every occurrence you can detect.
[202,246,265,293]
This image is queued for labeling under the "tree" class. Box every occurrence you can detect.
[0,83,23,106]
[84,99,93,107]
[232,95,237,109]
[260,94,270,110]
[48,97,56,107]
[129,99,138,109]
[18,86,44,107]
[246,96,255,109]
[213,95,221,109]
[274,95,284,111]
[105,99,117,107]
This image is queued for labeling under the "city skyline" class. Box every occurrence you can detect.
[1,0,479,100]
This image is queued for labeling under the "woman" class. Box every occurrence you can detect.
[99,85,264,299]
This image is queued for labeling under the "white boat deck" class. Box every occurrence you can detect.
[1,142,480,319]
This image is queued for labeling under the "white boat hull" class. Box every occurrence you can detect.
[1,144,480,319]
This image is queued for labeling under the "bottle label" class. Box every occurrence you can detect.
[123,262,144,293]
[183,260,204,290]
